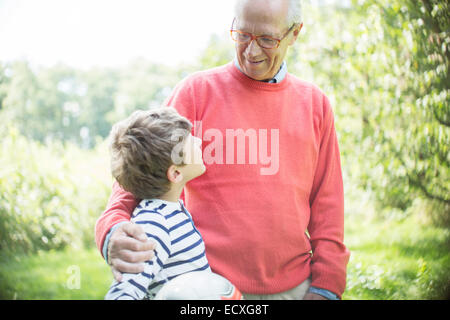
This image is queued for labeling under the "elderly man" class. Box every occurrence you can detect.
[95,0,350,300]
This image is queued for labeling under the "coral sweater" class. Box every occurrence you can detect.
[95,62,350,297]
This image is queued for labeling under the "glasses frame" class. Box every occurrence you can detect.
[230,17,295,49]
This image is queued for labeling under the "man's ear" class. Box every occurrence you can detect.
[290,23,303,45]
[167,165,183,183]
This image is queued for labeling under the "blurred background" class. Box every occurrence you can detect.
[0,0,448,300]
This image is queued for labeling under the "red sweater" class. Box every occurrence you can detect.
[95,62,350,297]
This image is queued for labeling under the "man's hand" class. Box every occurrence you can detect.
[107,222,156,282]
[303,292,328,300]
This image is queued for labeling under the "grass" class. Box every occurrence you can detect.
[343,213,450,300]
[0,247,112,300]
[0,211,448,300]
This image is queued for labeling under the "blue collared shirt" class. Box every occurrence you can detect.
[234,58,288,83]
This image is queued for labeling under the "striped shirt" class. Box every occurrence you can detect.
[104,199,210,300]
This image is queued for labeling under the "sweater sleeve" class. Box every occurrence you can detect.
[308,94,350,299]
[95,181,139,257]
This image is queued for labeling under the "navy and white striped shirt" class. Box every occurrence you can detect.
[105,199,210,300]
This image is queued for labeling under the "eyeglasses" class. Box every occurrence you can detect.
[230,18,295,49]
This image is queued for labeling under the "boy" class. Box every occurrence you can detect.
[105,107,209,300]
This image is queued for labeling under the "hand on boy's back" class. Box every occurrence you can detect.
[107,222,156,282]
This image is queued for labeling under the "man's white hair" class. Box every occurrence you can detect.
[286,0,303,25]
[234,0,303,26]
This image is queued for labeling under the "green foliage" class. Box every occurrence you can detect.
[367,0,449,208]
[198,32,235,70]
[285,0,449,223]
[0,125,111,254]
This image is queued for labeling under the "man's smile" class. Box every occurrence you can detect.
[246,59,265,66]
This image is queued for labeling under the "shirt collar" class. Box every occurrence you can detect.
[234,58,288,83]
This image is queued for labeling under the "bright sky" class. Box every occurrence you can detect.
[0,0,237,69]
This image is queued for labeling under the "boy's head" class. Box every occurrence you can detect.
[109,107,205,199]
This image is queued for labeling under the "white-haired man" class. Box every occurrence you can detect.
[96,0,350,300]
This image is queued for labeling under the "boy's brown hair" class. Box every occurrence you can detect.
[109,107,192,199]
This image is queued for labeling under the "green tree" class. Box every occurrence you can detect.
[0,59,188,149]
[106,59,181,125]
[1,62,86,144]
[358,0,449,217]
[286,0,449,223]
[198,32,234,69]
[77,67,119,148]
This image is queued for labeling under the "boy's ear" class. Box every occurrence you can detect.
[167,165,183,183]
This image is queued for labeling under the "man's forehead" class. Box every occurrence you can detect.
[234,0,289,34]
[235,17,286,36]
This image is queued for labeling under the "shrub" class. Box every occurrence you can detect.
[0,126,111,254]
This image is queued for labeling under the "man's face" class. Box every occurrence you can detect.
[235,0,299,81]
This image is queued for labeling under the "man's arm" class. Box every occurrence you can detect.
[95,181,155,281]
[307,94,350,299]
[104,209,172,300]
[95,181,137,254]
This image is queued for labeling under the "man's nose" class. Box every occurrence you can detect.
[245,39,263,57]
